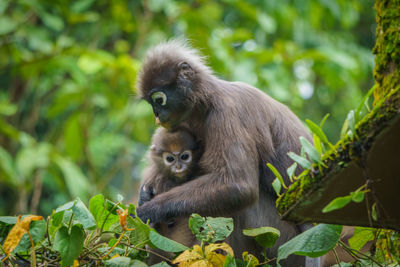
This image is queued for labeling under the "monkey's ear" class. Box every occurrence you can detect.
[177,61,194,94]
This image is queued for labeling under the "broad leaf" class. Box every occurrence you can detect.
[348,227,375,251]
[72,198,96,229]
[151,262,171,267]
[149,229,188,252]
[277,224,343,265]
[188,214,234,243]
[14,220,46,253]
[89,194,119,230]
[104,257,147,267]
[242,226,280,248]
[2,215,44,255]
[53,225,85,267]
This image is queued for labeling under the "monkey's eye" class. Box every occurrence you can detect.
[151,92,167,106]
[163,152,176,165]
[180,151,192,162]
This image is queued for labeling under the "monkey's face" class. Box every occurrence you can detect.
[148,85,193,129]
[162,150,193,179]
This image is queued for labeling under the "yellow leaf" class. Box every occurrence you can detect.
[172,245,203,266]
[174,243,234,267]
[73,259,79,267]
[2,215,44,256]
[206,251,227,267]
[111,254,121,259]
[242,251,259,267]
[204,243,234,257]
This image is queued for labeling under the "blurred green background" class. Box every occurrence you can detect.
[0,0,376,215]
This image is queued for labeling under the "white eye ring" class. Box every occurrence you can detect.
[163,152,176,165]
[179,150,192,163]
[151,92,167,106]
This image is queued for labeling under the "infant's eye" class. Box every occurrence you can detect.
[167,155,175,162]
[180,151,192,162]
[151,92,167,106]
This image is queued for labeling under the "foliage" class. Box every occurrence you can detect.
[0,0,375,215]
[277,224,343,265]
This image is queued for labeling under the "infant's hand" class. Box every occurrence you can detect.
[138,184,155,206]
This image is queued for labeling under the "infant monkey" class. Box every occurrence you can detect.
[139,127,202,264]
[139,127,201,206]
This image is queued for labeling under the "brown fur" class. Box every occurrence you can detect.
[136,40,317,266]
[139,127,200,264]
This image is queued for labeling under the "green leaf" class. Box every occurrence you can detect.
[16,143,51,179]
[49,211,64,237]
[40,12,64,31]
[242,251,259,267]
[149,229,188,252]
[0,102,17,116]
[305,119,333,149]
[64,114,84,161]
[267,163,287,189]
[0,147,18,185]
[348,227,375,251]
[243,226,280,248]
[223,255,237,267]
[104,257,147,267]
[322,196,352,213]
[277,224,343,265]
[55,200,75,213]
[319,113,330,128]
[286,163,297,182]
[299,136,321,163]
[53,225,85,267]
[89,194,119,231]
[0,16,17,35]
[72,198,96,229]
[371,203,378,221]
[340,118,349,140]
[351,191,365,203]
[347,110,356,133]
[126,216,151,247]
[287,152,312,170]
[188,214,234,243]
[151,262,171,267]
[313,134,323,155]
[0,216,19,225]
[272,178,282,196]
[14,220,46,253]
[53,155,91,201]
[355,85,375,122]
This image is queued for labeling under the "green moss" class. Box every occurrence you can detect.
[373,0,400,103]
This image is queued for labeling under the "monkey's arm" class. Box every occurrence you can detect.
[137,116,261,223]
[138,162,165,206]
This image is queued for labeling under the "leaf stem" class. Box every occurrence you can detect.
[102,229,126,259]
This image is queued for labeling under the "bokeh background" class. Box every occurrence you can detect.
[0,0,376,215]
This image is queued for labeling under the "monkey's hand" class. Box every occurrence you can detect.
[136,201,162,223]
[138,184,155,206]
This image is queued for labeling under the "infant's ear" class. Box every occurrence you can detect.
[150,145,162,154]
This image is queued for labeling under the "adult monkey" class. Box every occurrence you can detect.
[136,40,318,266]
